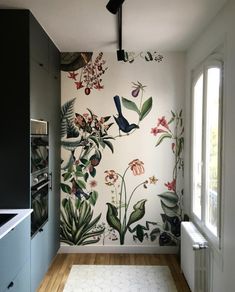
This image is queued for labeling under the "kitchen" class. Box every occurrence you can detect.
[1,1,235,291]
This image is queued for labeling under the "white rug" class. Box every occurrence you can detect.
[63,265,178,292]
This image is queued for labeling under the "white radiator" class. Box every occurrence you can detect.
[181,222,210,292]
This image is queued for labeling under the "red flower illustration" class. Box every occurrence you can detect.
[164,179,176,191]
[68,71,78,80]
[151,127,166,136]
[104,170,118,185]
[94,82,104,90]
[157,116,169,129]
[129,159,145,176]
[75,81,84,90]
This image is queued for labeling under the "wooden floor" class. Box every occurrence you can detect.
[38,253,190,292]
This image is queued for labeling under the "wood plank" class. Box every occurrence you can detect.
[38,253,190,292]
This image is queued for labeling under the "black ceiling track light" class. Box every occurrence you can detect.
[106,0,125,14]
[106,0,126,61]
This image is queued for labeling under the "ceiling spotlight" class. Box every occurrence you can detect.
[106,0,125,14]
[117,49,125,61]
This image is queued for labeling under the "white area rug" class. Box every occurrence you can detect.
[63,265,178,292]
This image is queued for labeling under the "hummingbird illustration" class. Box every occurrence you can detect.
[113,95,139,134]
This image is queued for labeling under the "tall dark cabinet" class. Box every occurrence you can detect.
[0,10,60,291]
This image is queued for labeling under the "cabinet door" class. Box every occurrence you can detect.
[0,217,30,292]
[30,59,49,120]
[31,222,49,292]
[47,74,61,262]
[49,40,60,80]
[30,13,49,71]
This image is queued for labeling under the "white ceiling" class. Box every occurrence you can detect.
[0,0,227,52]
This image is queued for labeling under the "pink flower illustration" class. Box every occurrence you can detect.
[157,116,169,129]
[151,127,166,136]
[164,179,176,192]
[83,112,89,118]
[129,159,145,176]
[89,180,97,188]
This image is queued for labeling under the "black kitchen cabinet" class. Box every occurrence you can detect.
[0,9,60,292]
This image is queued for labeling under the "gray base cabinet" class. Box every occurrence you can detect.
[0,217,30,292]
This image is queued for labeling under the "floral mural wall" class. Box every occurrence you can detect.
[60,51,185,249]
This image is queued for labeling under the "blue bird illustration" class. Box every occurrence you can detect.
[113,95,139,134]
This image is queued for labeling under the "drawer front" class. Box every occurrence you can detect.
[31,222,49,292]
[4,260,30,292]
[0,217,30,292]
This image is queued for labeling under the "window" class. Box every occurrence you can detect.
[191,55,223,246]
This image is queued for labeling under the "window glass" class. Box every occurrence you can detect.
[205,67,220,236]
[192,74,203,219]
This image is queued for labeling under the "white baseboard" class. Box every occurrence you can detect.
[58,244,179,254]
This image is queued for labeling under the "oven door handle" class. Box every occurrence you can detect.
[34,180,49,191]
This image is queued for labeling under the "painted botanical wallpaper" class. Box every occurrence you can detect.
[60,51,185,248]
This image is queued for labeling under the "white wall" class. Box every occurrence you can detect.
[184,0,235,291]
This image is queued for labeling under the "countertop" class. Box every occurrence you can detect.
[0,209,32,240]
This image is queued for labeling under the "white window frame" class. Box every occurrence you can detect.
[190,53,223,249]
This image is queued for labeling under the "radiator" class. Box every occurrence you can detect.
[181,222,210,292]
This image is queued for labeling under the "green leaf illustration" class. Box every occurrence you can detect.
[88,136,100,148]
[155,133,172,147]
[168,117,175,125]
[161,201,179,217]
[80,158,89,166]
[78,200,91,227]
[75,171,84,177]
[61,137,83,151]
[150,228,161,241]
[62,172,72,181]
[61,183,71,194]
[76,179,86,189]
[67,119,79,139]
[127,199,147,227]
[61,98,76,138]
[177,137,184,156]
[171,110,176,118]
[139,97,152,121]
[121,97,140,115]
[158,192,179,208]
[89,190,98,206]
[103,116,111,122]
[89,167,96,177]
[106,203,121,234]
[103,140,114,153]
[61,152,74,171]
[60,198,104,246]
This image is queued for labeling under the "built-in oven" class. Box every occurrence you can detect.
[30,119,49,237]
[31,173,49,237]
